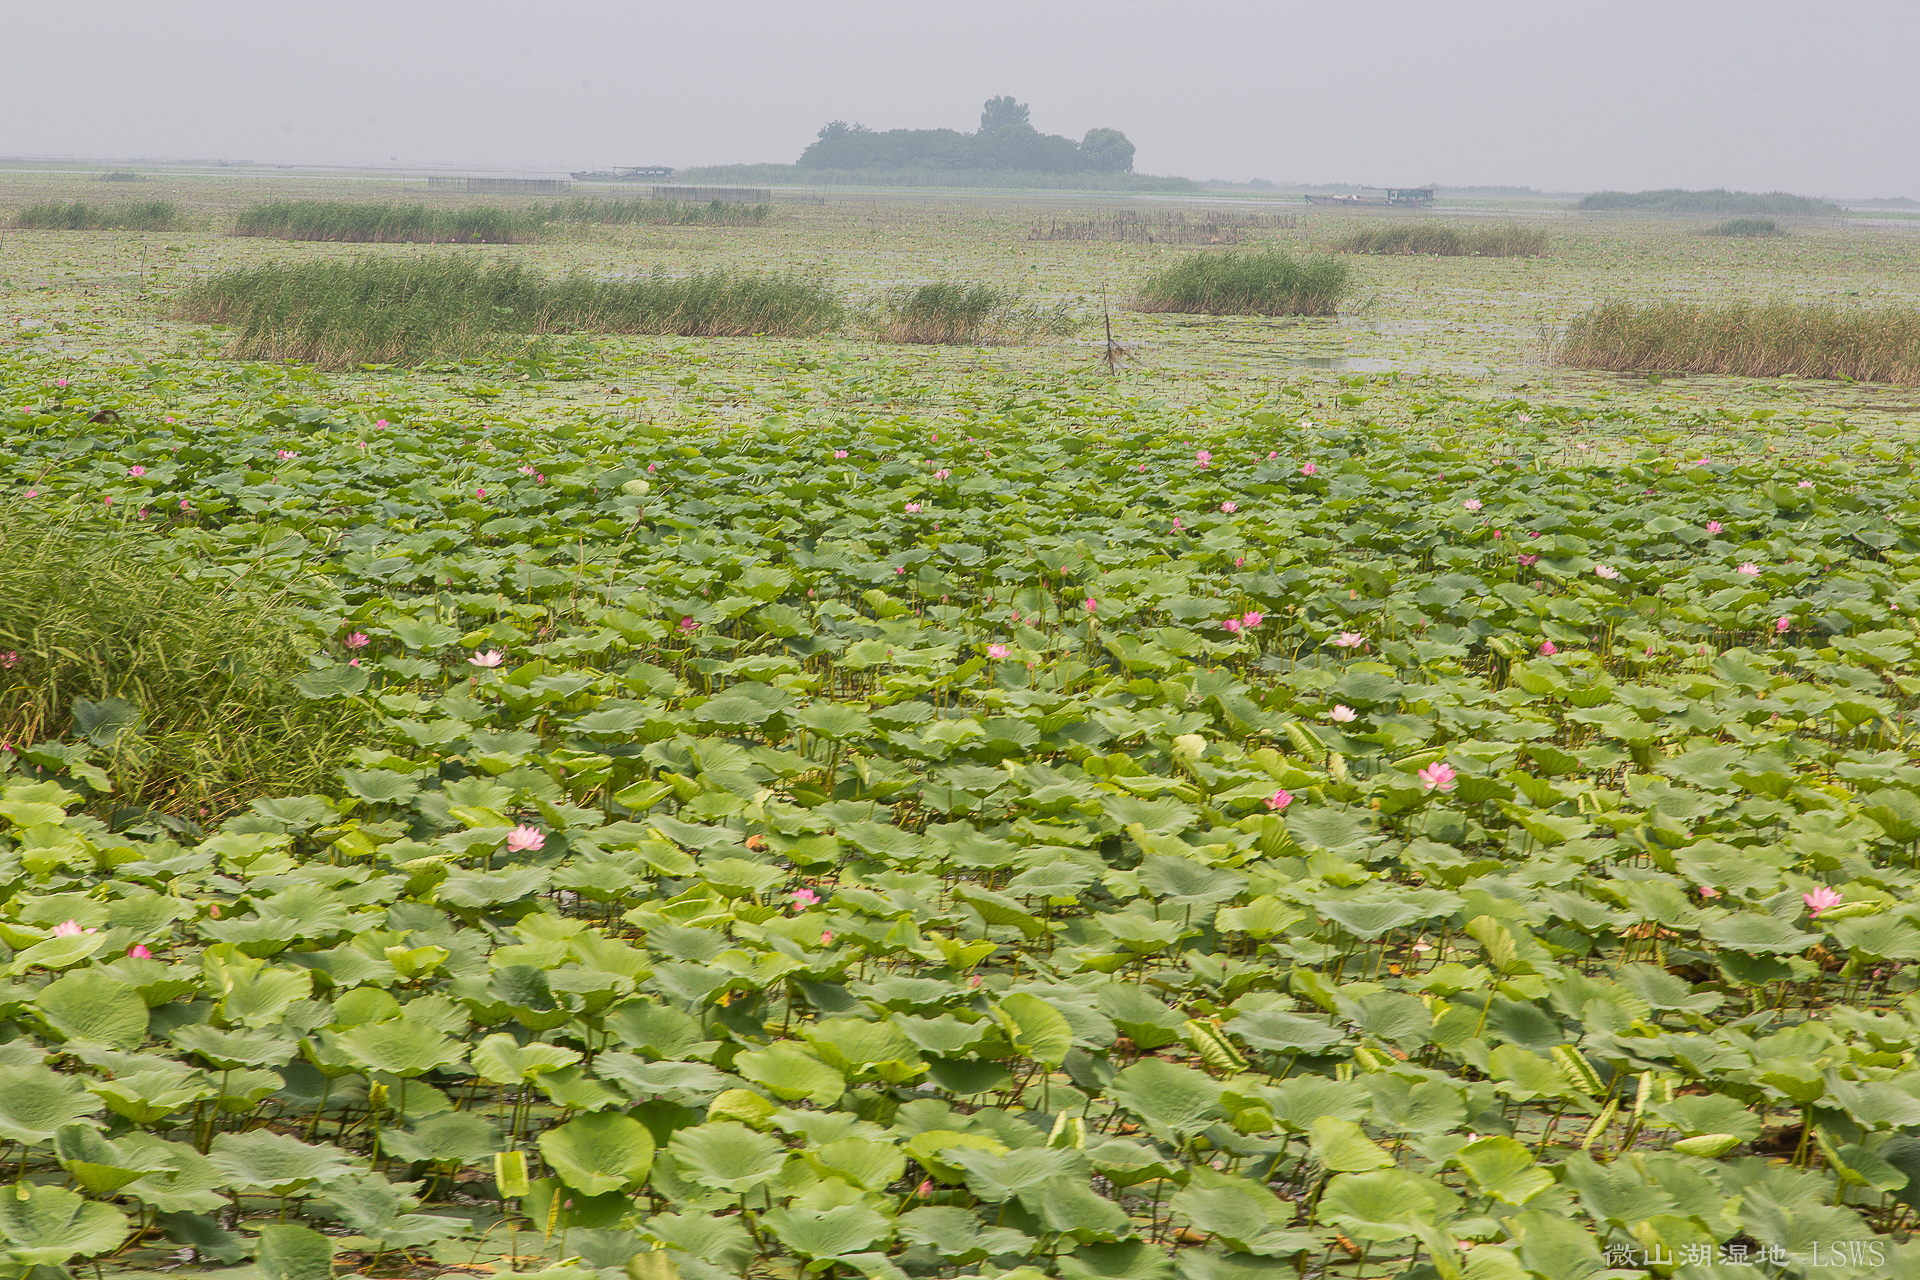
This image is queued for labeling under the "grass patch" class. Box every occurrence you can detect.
[1134,249,1351,316]
[1332,222,1548,257]
[541,197,772,226]
[172,256,844,368]
[1558,299,1920,385]
[1578,188,1839,216]
[1700,217,1786,238]
[11,200,179,231]
[868,282,1079,344]
[231,200,542,243]
[0,509,360,818]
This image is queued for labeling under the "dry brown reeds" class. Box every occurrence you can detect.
[1029,209,1295,244]
[1558,300,1920,386]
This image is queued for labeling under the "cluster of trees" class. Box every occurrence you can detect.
[798,96,1135,174]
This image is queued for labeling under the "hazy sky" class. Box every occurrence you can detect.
[7,0,1915,197]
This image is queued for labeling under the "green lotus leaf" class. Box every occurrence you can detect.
[667,1121,787,1191]
[762,1203,891,1260]
[0,1181,128,1267]
[255,1222,335,1280]
[32,970,148,1050]
[207,1130,352,1194]
[537,1111,656,1195]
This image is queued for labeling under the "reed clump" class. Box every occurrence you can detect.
[12,200,179,231]
[869,282,1079,344]
[0,509,359,817]
[1558,299,1920,386]
[542,198,772,226]
[1333,222,1548,257]
[231,200,542,243]
[1134,250,1351,316]
[1700,217,1785,238]
[172,257,843,368]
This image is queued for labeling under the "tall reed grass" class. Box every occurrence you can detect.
[1134,250,1351,317]
[172,257,843,368]
[12,201,179,231]
[1700,217,1785,238]
[541,198,772,226]
[1333,223,1548,257]
[1578,189,1838,216]
[869,283,1079,344]
[1558,300,1920,386]
[232,200,542,243]
[0,509,359,816]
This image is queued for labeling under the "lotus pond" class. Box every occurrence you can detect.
[5,177,1920,1280]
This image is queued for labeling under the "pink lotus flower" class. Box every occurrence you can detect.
[53,920,89,936]
[24,490,37,499]
[344,632,370,649]
[648,462,657,471]
[1084,598,1098,613]
[127,465,146,478]
[1706,521,1723,534]
[505,825,546,854]
[917,1180,934,1197]
[377,419,389,429]
[1137,463,1148,472]
[1803,887,1843,916]
[1776,616,1791,634]
[1222,618,1242,633]
[820,931,834,945]
[1241,611,1263,628]
[1517,553,1539,567]
[1330,704,1357,722]
[1266,789,1293,811]
[903,502,921,513]
[1267,451,1278,460]
[1737,562,1759,575]
[1220,500,1237,513]
[0,653,16,670]
[1539,640,1557,656]
[1332,632,1364,649]
[1418,761,1457,792]
[678,617,698,633]
[179,498,190,509]
[56,377,68,388]
[935,469,951,480]
[128,944,152,958]
[1594,565,1620,580]
[1796,479,1814,489]
[348,658,360,666]
[277,450,298,460]
[792,887,820,908]
[987,643,1011,659]
[468,650,504,668]
[1464,498,1482,511]
[103,497,113,507]
[475,487,486,499]
[1195,450,1212,469]
[1697,885,1720,899]
[1172,517,1183,530]
[833,450,848,459]
[1300,461,1317,476]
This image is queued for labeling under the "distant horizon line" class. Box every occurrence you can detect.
[0,155,1911,205]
